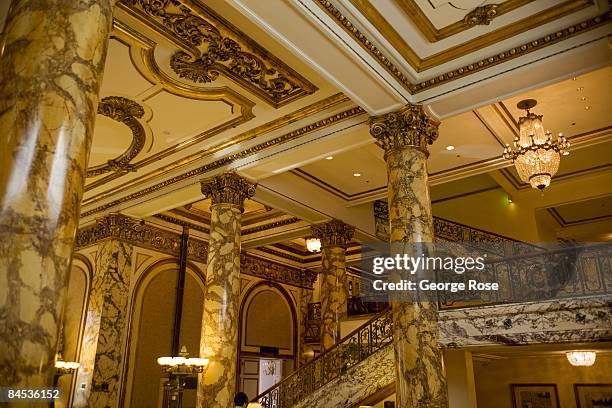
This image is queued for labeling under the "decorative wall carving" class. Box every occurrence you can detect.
[464,4,499,26]
[369,104,439,156]
[311,219,355,248]
[200,172,257,211]
[119,0,317,107]
[75,214,315,288]
[87,96,145,177]
[240,254,318,289]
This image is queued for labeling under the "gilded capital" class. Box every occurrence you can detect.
[311,219,355,249]
[369,104,439,156]
[200,172,257,211]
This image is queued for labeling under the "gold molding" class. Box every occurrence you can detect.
[85,20,257,190]
[80,105,366,217]
[87,96,146,177]
[317,0,607,93]
[392,0,533,42]
[75,213,317,288]
[82,92,350,206]
[117,0,317,107]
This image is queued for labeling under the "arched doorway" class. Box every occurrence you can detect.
[237,283,297,400]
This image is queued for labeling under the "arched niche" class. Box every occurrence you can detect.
[122,259,205,408]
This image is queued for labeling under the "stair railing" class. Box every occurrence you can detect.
[254,308,394,408]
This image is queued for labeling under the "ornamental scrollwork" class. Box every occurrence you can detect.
[200,172,257,212]
[119,0,317,107]
[87,96,145,177]
[311,219,355,249]
[369,104,439,156]
[464,4,499,26]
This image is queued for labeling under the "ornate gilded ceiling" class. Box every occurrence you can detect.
[52,0,611,258]
[118,0,317,106]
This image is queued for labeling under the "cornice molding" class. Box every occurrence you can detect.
[316,0,609,93]
[369,103,439,156]
[81,106,365,218]
[75,213,316,288]
[200,172,257,211]
[118,0,317,107]
[242,217,302,236]
[311,219,356,249]
[87,96,145,177]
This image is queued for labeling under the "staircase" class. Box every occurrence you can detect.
[254,309,395,408]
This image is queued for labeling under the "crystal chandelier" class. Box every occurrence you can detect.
[566,351,596,366]
[503,99,570,190]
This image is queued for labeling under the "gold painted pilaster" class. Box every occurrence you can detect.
[312,220,355,351]
[0,0,112,398]
[197,173,256,408]
[370,104,449,408]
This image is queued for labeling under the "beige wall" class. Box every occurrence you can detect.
[433,188,550,243]
[475,353,612,408]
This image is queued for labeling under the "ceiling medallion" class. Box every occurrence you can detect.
[464,4,499,26]
[87,96,145,177]
[502,99,570,190]
[120,0,317,107]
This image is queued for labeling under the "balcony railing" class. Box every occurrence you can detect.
[438,242,612,309]
[255,308,393,408]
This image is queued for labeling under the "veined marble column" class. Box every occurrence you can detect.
[312,220,355,351]
[370,105,448,408]
[298,287,314,366]
[72,239,133,408]
[0,0,112,395]
[198,173,256,408]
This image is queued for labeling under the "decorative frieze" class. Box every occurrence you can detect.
[118,0,317,107]
[311,219,355,249]
[369,104,439,156]
[200,172,257,211]
[75,214,315,288]
[240,254,317,289]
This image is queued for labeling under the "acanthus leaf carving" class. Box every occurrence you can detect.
[369,104,439,156]
[120,0,317,107]
[87,96,145,177]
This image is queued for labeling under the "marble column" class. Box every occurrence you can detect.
[370,105,448,407]
[70,240,133,408]
[197,172,256,408]
[298,287,314,366]
[0,0,113,394]
[312,220,355,351]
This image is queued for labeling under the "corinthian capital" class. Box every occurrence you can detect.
[369,104,439,156]
[200,172,257,211]
[311,219,355,249]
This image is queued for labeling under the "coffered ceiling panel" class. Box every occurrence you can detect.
[550,195,612,225]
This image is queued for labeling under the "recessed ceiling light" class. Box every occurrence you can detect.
[325,156,333,160]
[353,172,361,177]
[445,145,455,151]
[572,76,577,81]
[585,106,592,110]
[580,97,587,101]
[577,87,584,91]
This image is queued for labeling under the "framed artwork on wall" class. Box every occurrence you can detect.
[574,384,612,408]
[511,384,560,408]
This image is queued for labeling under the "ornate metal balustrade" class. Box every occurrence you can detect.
[255,308,393,408]
[438,242,612,309]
